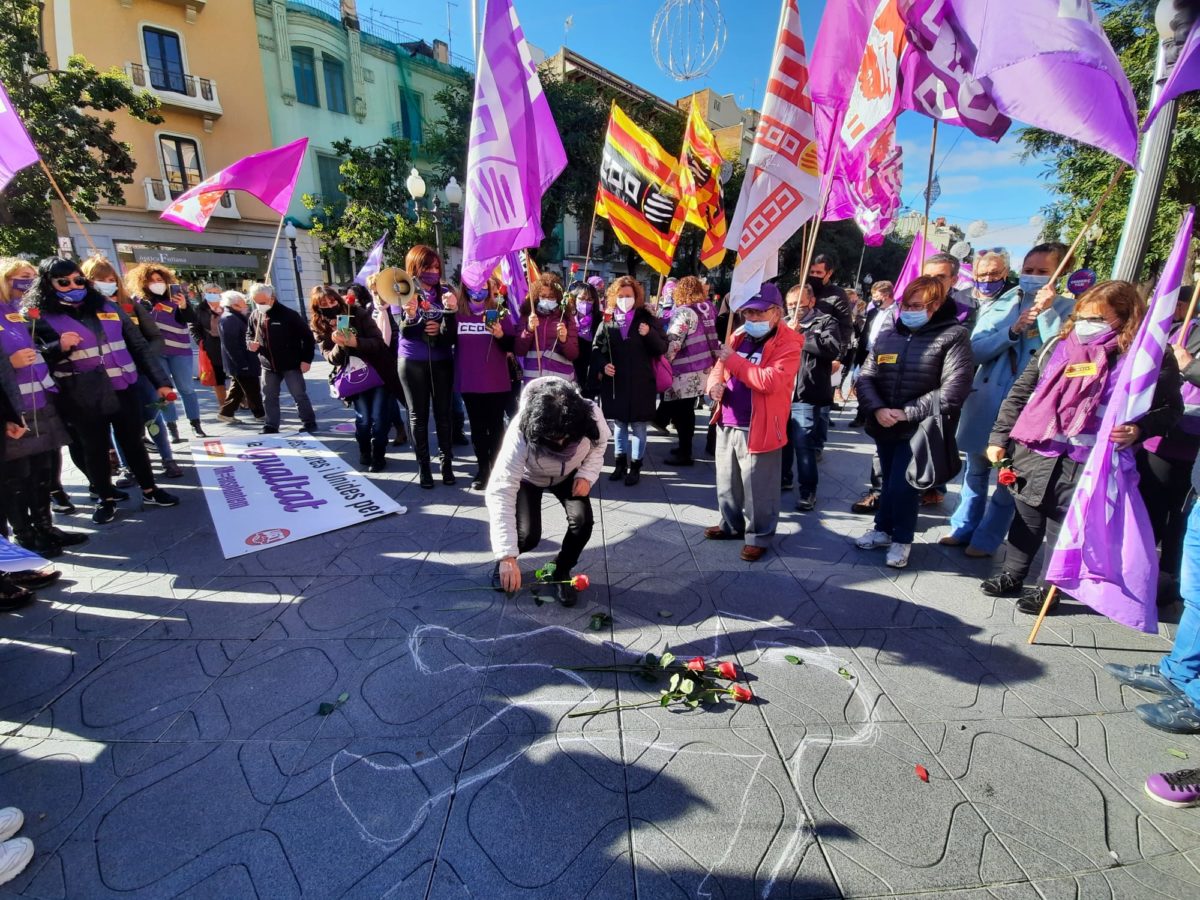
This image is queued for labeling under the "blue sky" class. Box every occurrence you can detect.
[381,0,1055,261]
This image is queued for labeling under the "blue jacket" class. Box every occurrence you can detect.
[955,287,1076,454]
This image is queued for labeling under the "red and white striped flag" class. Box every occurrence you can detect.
[724,0,820,308]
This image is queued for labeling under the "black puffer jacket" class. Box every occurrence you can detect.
[857,296,973,443]
[813,282,852,351]
[793,309,841,406]
[589,307,668,423]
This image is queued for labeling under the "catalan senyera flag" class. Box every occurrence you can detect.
[673,98,728,270]
[595,103,685,276]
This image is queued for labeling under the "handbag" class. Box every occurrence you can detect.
[906,392,962,490]
[197,343,216,386]
[330,355,384,400]
[652,355,673,393]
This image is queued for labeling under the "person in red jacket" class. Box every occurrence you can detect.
[703,283,804,562]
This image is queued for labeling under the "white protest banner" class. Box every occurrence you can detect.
[193,431,405,558]
[0,536,48,574]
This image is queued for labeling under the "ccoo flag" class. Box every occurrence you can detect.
[354,232,388,287]
[461,0,566,290]
[161,138,308,231]
[673,97,728,270]
[0,77,39,192]
[595,103,685,276]
[1044,207,1196,633]
[725,0,820,307]
[1145,19,1200,130]
[841,0,907,154]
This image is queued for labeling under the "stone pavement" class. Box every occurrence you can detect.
[2,366,1200,899]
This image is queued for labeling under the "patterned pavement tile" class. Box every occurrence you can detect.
[0,637,129,738]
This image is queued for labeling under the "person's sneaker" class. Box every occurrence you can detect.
[885,543,911,568]
[114,468,136,488]
[92,500,117,525]
[1136,696,1200,734]
[141,488,180,508]
[850,491,879,514]
[0,808,22,843]
[0,836,34,887]
[217,413,238,424]
[1145,768,1200,808]
[50,490,76,514]
[855,529,892,550]
[162,460,184,479]
[1103,663,1184,696]
[780,479,794,492]
[796,491,816,512]
[980,572,1024,598]
[261,425,279,434]
[1016,586,1060,615]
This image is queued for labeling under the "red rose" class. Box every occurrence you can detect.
[686,656,706,673]
[603,310,613,323]
[730,685,753,703]
[121,303,134,314]
[165,391,178,402]
[420,300,431,311]
[915,764,930,783]
[498,284,508,296]
[25,307,40,320]
[571,573,590,591]
[997,468,1018,487]
[715,660,738,680]
[571,262,580,273]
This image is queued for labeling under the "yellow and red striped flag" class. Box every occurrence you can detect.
[595,103,685,276]
[673,97,728,270]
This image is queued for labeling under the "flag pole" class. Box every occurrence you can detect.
[920,121,939,264]
[581,208,598,278]
[793,144,841,328]
[1026,587,1059,644]
[1046,164,1129,290]
[1176,292,1198,347]
[39,160,98,256]
[264,212,288,286]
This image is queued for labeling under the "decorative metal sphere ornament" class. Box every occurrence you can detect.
[652,0,728,82]
[967,219,989,239]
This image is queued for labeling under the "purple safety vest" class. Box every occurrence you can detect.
[671,301,720,375]
[520,315,576,384]
[145,298,192,357]
[0,307,56,412]
[42,302,138,390]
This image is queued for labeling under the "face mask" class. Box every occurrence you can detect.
[900,309,929,329]
[94,281,118,297]
[616,295,635,312]
[204,292,221,305]
[10,277,33,293]
[419,271,441,287]
[57,288,88,305]
[536,300,558,315]
[148,282,168,296]
[318,306,339,319]
[1018,274,1050,297]
[1074,320,1112,342]
[974,279,1006,298]
[742,320,772,339]
[805,276,824,293]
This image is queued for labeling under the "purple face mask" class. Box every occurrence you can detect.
[57,288,88,305]
[10,277,33,293]
[419,271,441,287]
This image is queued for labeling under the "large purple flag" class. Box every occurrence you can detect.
[1144,21,1200,130]
[893,234,940,297]
[944,0,1138,164]
[354,232,388,287]
[1044,206,1196,633]
[0,78,40,192]
[461,0,566,290]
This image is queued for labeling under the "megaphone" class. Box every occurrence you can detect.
[376,267,418,305]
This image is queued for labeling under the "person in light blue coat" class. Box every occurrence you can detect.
[941,243,1075,556]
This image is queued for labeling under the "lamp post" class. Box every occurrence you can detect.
[406,169,464,267]
[284,221,303,313]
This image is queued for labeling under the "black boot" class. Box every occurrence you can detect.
[369,440,388,474]
[357,437,372,468]
[167,422,184,444]
[392,420,408,447]
[471,461,490,492]
[189,419,207,438]
[33,501,86,548]
[418,461,435,489]
[624,459,643,486]
[441,456,456,486]
[609,454,628,482]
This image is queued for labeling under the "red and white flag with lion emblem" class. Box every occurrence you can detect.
[724,0,820,308]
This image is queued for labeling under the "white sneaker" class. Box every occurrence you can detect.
[0,809,21,843]
[216,413,237,424]
[0,837,34,886]
[855,529,892,550]
[886,543,911,568]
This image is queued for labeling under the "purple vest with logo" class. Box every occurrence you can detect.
[520,313,576,384]
[146,298,192,356]
[671,301,720,375]
[43,302,138,390]
[0,304,56,412]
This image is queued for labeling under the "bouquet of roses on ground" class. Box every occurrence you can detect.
[561,649,753,718]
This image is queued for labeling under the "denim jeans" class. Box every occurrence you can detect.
[263,367,316,430]
[948,452,1016,553]
[788,402,820,494]
[1160,500,1200,707]
[874,438,920,544]
[613,420,647,460]
[812,405,830,452]
[351,385,390,446]
[159,353,200,421]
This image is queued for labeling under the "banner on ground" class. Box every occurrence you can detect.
[193,432,403,558]
[0,536,48,575]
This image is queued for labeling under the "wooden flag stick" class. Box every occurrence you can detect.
[1048,164,1129,289]
[581,208,598,279]
[1026,586,1059,644]
[920,120,939,264]
[40,160,98,256]
[264,212,288,286]
[1175,290,1198,347]
[793,144,842,329]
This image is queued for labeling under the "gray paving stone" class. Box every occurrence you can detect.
[0,637,128,737]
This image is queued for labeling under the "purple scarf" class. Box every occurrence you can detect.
[1010,330,1120,445]
[615,309,634,340]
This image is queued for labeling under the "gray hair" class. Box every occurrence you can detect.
[246,282,274,302]
[925,252,961,275]
[974,248,1011,271]
[220,290,246,309]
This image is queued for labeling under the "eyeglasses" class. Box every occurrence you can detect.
[1076,315,1107,324]
[900,301,929,311]
[52,276,86,288]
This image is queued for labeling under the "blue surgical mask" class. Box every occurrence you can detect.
[57,288,88,305]
[1018,274,1050,297]
[974,279,1006,298]
[1074,320,1112,342]
[900,309,928,329]
[536,300,558,315]
[94,281,118,297]
[742,320,772,339]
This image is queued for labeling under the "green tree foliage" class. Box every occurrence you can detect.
[1019,0,1199,278]
[0,0,163,255]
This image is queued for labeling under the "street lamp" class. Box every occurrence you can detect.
[444,175,463,207]
[406,168,427,215]
[283,221,304,313]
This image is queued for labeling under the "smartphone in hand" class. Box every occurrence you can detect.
[485,309,500,327]
[336,314,351,333]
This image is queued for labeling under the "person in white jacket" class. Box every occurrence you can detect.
[486,377,611,605]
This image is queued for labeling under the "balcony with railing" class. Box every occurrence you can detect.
[143,177,239,219]
[125,62,223,118]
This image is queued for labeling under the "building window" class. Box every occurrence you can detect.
[323,58,348,114]
[399,89,423,145]
[316,153,346,207]
[144,27,186,94]
[159,135,202,197]
[293,47,318,107]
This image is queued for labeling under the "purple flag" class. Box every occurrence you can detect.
[354,231,388,287]
[461,0,566,290]
[1145,21,1200,130]
[944,0,1138,164]
[893,234,941,297]
[498,251,528,324]
[1045,207,1196,633]
[0,78,40,192]
[810,0,875,122]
